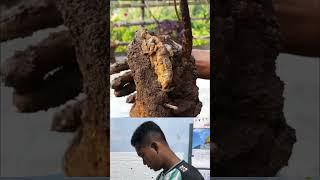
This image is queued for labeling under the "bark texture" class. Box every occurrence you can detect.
[212,0,296,176]
[56,0,109,176]
[180,0,193,60]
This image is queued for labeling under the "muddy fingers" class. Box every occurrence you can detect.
[114,82,136,97]
[13,66,82,112]
[1,30,75,92]
[126,93,136,103]
[0,0,63,42]
[111,71,134,90]
[110,60,130,75]
[51,94,86,132]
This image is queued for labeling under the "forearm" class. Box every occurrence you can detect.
[192,49,210,79]
[273,0,320,57]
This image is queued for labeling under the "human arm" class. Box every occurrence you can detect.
[273,0,320,57]
[192,49,210,79]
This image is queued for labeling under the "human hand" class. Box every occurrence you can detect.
[110,49,210,103]
[110,59,136,101]
[0,30,84,132]
[192,49,210,79]
[1,30,82,113]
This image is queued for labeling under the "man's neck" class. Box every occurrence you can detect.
[162,149,181,173]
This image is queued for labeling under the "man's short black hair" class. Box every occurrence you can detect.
[131,121,167,147]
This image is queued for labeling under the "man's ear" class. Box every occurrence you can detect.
[151,141,159,153]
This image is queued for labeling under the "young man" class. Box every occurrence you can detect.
[131,121,205,180]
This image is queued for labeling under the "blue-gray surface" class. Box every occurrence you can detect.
[275,54,319,176]
[1,27,73,177]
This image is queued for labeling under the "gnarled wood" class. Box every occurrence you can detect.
[127,29,201,117]
[180,0,193,60]
[56,0,109,176]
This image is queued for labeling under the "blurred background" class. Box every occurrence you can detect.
[111,0,210,54]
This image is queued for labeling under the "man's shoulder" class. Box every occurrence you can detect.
[157,168,182,180]
[156,171,163,180]
[175,161,204,180]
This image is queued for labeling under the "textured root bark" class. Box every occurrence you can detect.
[13,65,82,112]
[0,0,63,42]
[212,0,296,176]
[180,0,193,60]
[51,94,86,132]
[127,29,202,117]
[1,30,75,93]
[56,0,109,176]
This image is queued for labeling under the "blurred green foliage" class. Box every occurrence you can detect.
[111,1,210,53]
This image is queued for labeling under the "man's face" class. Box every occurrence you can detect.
[135,144,162,171]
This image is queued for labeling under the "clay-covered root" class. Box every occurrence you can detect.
[127,28,202,117]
